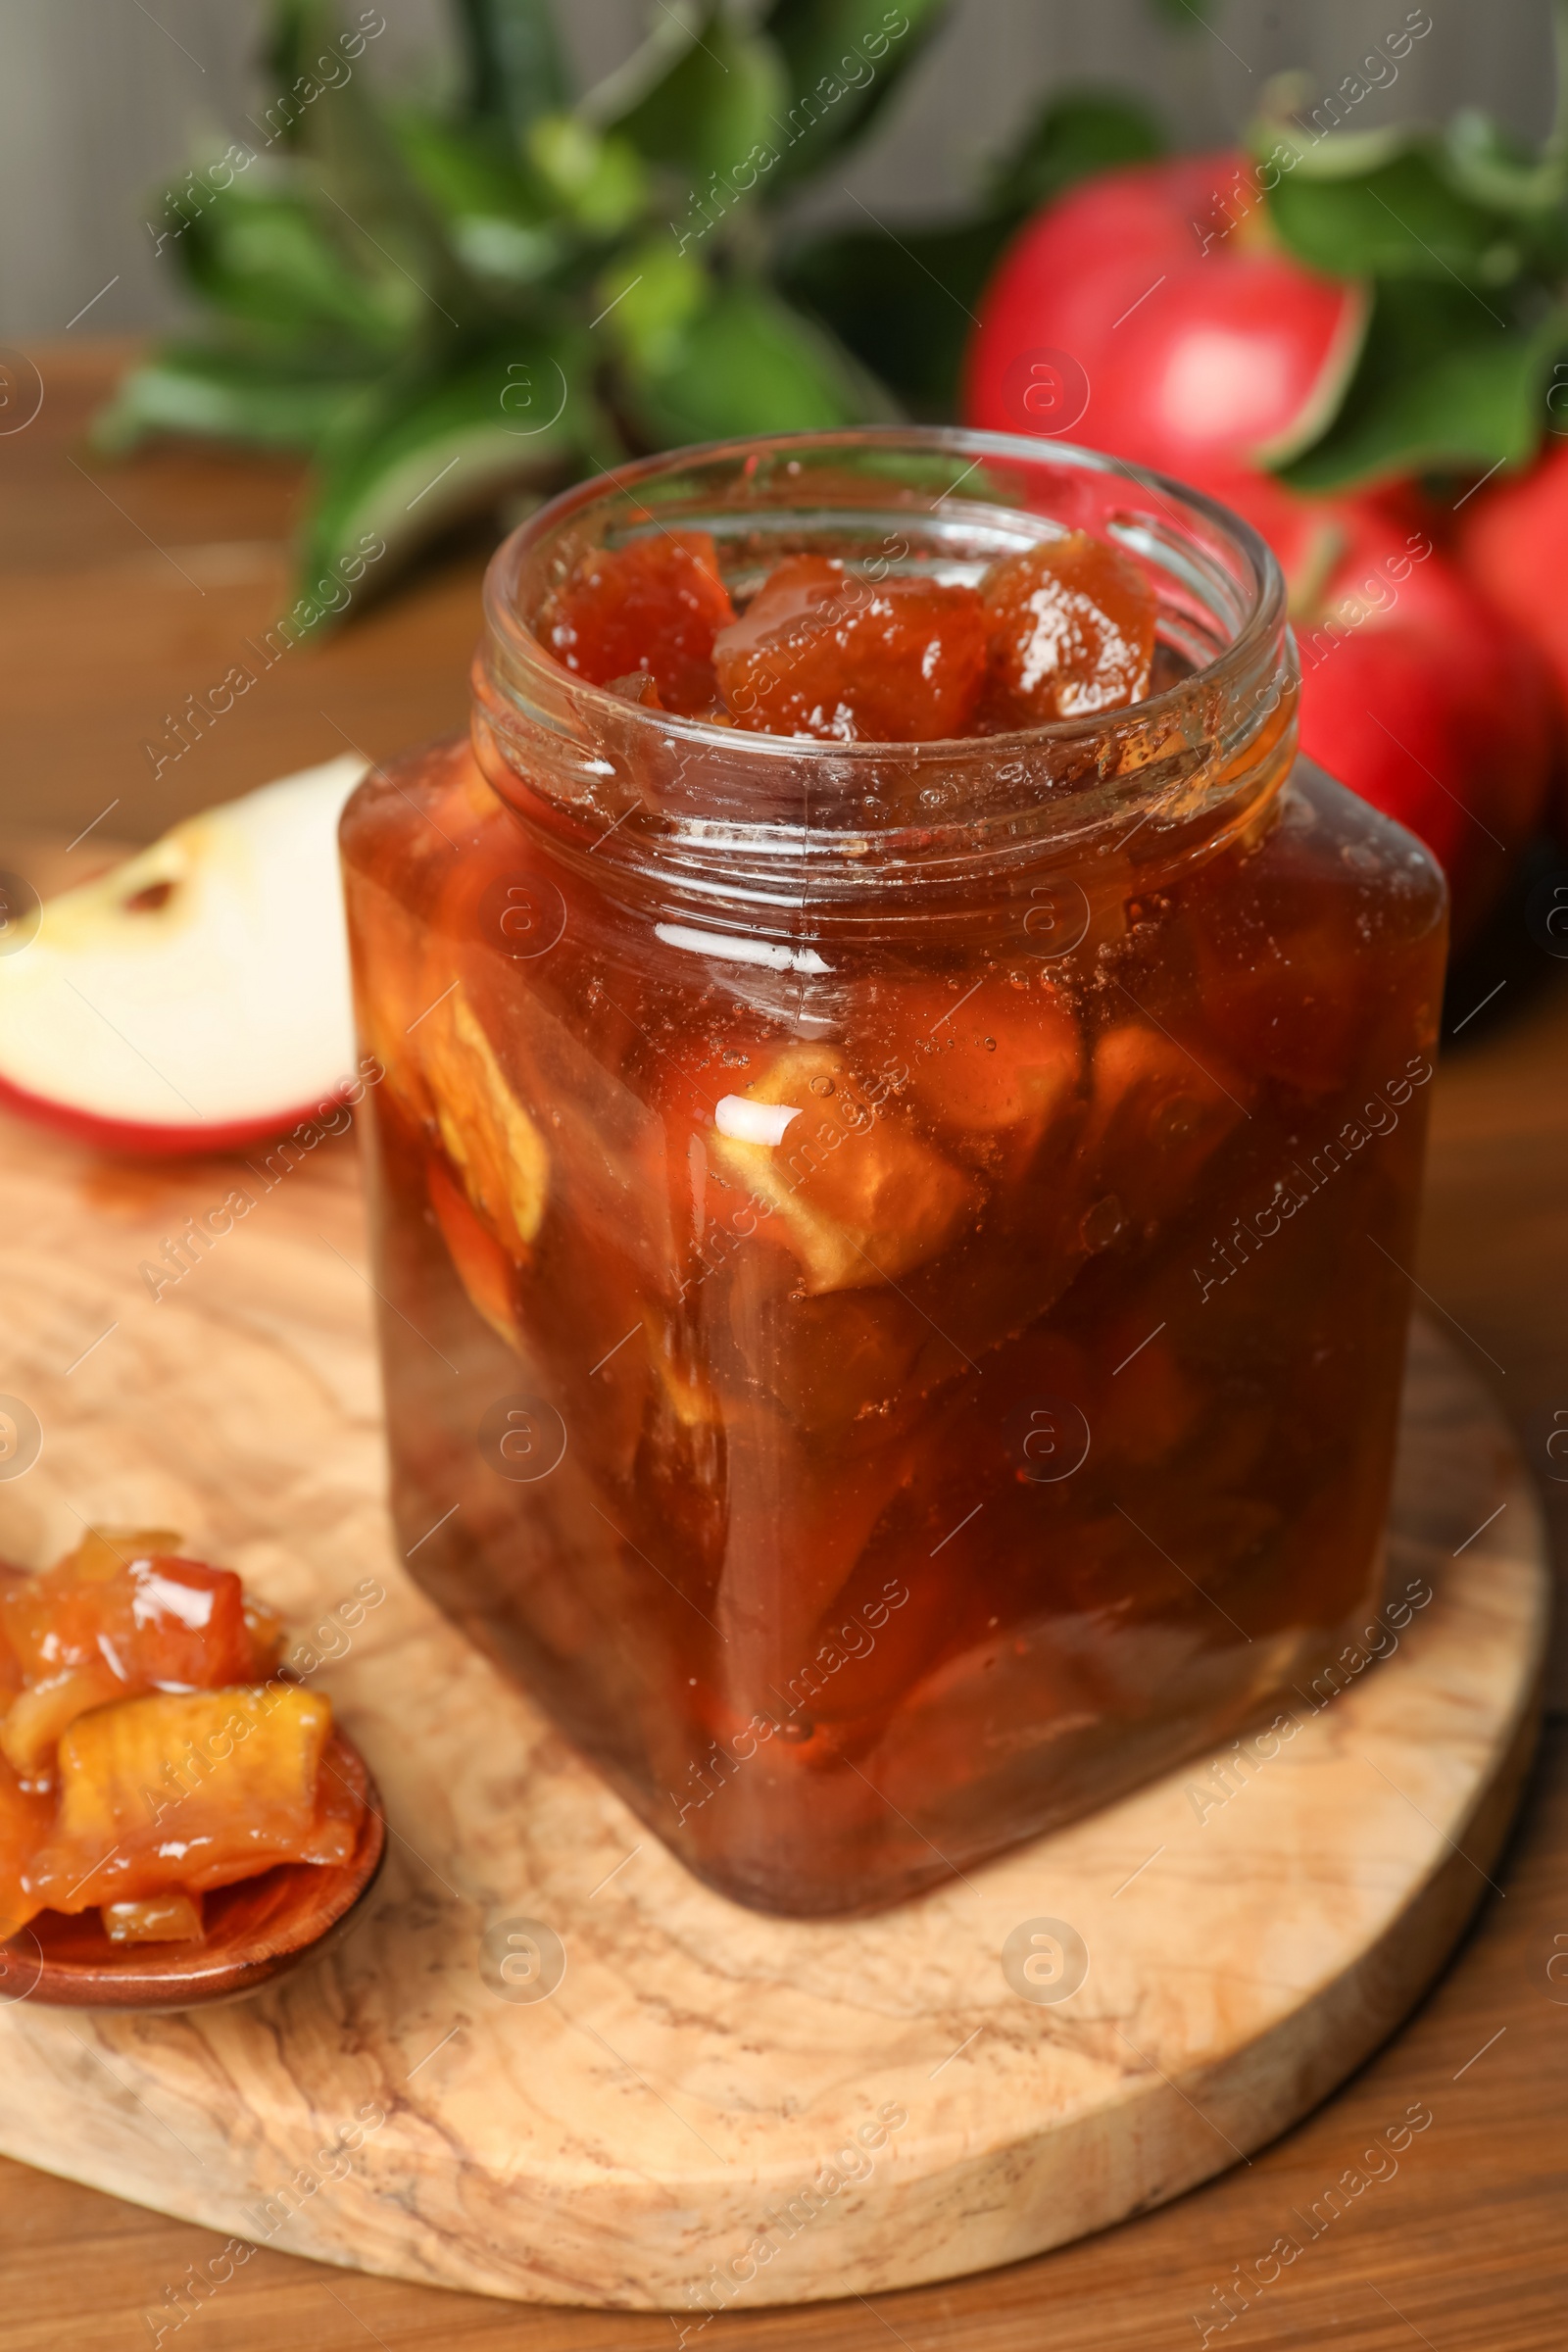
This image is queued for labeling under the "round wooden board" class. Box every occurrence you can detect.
[0,1114,1547,2314]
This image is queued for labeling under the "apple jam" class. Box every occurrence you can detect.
[341,430,1447,1916]
[0,1532,365,1946]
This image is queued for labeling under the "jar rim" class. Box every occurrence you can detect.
[480,422,1288,760]
[471,425,1298,922]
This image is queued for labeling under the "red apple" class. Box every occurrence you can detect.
[962,160,1556,941]
[962,152,1367,482]
[0,755,368,1154]
[1271,491,1556,943]
[1455,438,1568,772]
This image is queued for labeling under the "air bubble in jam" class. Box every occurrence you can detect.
[1079,1194,1127,1253]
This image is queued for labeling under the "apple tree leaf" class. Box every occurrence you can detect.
[452,0,571,133]
[610,278,900,447]
[1265,145,1522,287]
[295,329,611,616]
[92,343,374,456]
[169,182,419,355]
[758,0,952,190]
[1275,281,1568,490]
[602,7,786,194]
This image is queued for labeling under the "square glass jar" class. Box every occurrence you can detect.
[340,428,1447,1915]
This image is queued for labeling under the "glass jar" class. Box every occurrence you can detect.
[340,428,1446,1917]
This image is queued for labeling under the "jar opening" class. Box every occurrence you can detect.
[471,427,1298,921]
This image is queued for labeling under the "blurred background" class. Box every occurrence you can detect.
[0,0,1556,336]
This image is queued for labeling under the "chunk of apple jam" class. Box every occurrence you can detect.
[539,528,735,715]
[0,1530,278,1782]
[708,1045,975,1293]
[982,531,1156,724]
[1074,1023,1250,1234]
[420,985,550,1262]
[539,530,1159,742]
[712,556,990,742]
[883,976,1085,1176]
[24,1685,353,1912]
[0,1758,51,1940]
[103,1891,204,1944]
[426,1153,524,1351]
[0,1544,368,1954]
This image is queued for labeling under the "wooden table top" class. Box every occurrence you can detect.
[1,345,1564,2352]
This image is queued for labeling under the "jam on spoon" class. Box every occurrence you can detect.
[0,1534,382,2004]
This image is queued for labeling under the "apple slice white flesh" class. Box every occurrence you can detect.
[0,754,367,1154]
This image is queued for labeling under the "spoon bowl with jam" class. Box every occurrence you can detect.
[0,1534,385,2009]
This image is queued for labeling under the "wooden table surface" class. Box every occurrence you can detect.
[1,345,1565,2352]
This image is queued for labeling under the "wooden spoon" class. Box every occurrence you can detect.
[0,1731,386,2011]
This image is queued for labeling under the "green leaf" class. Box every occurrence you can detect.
[263,0,335,149]
[781,218,1006,416]
[1275,281,1568,491]
[277,16,475,341]
[389,108,569,287]
[390,109,537,227]
[982,86,1165,217]
[295,332,607,614]
[92,343,371,456]
[1266,145,1521,287]
[1442,7,1568,219]
[527,115,648,237]
[612,278,899,446]
[1445,108,1568,217]
[603,7,786,194]
[454,0,570,133]
[1250,76,1427,183]
[592,240,710,377]
[758,0,952,191]
[172,183,418,353]
[1441,111,1568,276]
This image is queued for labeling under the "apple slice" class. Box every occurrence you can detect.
[1074,1023,1250,1236]
[24,1684,343,1909]
[103,1891,205,1943]
[0,1755,51,1941]
[420,983,550,1260]
[426,1153,525,1352]
[0,753,367,1154]
[707,1044,974,1294]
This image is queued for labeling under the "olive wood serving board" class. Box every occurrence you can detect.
[0,1111,1547,2311]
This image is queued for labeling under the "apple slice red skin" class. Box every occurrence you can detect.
[0,1067,354,1159]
